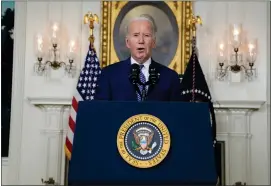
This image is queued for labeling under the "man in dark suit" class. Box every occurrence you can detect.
[95,14,181,101]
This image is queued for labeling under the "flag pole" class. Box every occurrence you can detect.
[84,11,99,49]
[64,12,99,186]
[188,14,219,186]
[188,15,202,102]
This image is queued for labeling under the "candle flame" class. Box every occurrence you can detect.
[248,43,255,53]
[52,23,58,32]
[248,43,255,49]
[219,44,224,50]
[37,34,43,44]
[70,40,75,47]
[37,34,43,53]
[69,40,76,53]
[233,29,239,36]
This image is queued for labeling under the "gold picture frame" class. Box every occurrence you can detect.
[100,1,193,74]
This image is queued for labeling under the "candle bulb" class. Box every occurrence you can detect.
[248,43,255,53]
[67,40,76,60]
[219,43,224,50]
[246,40,257,64]
[219,43,225,56]
[248,44,256,60]
[69,40,75,53]
[36,34,44,58]
[230,24,241,48]
[52,23,58,37]
[37,35,43,52]
[218,42,226,64]
[233,30,239,41]
[232,24,240,37]
[51,22,59,45]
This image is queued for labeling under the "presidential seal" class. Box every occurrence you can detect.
[117,114,170,168]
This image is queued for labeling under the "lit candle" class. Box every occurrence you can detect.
[248,43,255,53]
[37,34,43,52]
[247,41,257,63]
[52,22,58,38]
[219,43,224,56]
[233,29,240,44]
[248,43,256,61]
[67,40,76,60]
[69,40,75,53]
[52,23,58,35]
[217,42,226,64]
[232,24,241,43]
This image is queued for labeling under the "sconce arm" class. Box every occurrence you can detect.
[45,60,66,70]
[240,64,247,70]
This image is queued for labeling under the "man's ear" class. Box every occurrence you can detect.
[126,37,130,49]
[152,38,156,48]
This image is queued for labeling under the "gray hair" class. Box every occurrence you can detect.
[125,14,157,39]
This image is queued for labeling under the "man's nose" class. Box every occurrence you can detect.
[138,35,144,43]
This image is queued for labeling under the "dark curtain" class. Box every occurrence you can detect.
[1,7,14,157]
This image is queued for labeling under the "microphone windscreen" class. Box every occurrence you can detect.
[149,63,156,74]
[129,64,140,84]
[131,63,140,72]
[148,63,159,85]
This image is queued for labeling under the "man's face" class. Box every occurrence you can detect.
[126,20,156,64]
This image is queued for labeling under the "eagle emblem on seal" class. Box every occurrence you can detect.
[132,127,157,155]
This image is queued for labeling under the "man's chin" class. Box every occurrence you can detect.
[135,54,147,62]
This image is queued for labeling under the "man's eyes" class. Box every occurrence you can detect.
[133,34,151,37]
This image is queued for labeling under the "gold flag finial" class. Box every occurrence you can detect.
[188,14,202,37]
[83,11,99,47]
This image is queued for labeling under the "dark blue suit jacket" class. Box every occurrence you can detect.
[94,58,181,101]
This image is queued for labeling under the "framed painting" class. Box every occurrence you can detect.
[100,1,193,74]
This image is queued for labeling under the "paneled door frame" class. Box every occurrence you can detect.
[7,1,27,184]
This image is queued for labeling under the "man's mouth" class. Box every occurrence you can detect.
[137,48,145,51]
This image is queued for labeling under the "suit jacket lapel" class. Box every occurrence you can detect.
[122,57,138,101]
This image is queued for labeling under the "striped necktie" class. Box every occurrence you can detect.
[137,65,146,101]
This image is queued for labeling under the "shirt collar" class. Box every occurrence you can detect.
[130,56,151,69]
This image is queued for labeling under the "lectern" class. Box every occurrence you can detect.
[68,101,217,185]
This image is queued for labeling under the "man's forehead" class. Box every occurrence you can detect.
[128,21,152,32]
[129,30,152,34]
[129,20,152,27]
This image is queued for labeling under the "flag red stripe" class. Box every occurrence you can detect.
[72,97,78,112]
[69,115,75,132]
[65,137,73,153]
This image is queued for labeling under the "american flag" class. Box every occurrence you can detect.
[65,45,101,160]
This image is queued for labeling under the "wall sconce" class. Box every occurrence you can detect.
[216,24,257,81]
[34,22,77,77]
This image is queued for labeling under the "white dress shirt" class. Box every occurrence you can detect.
[130,57,151,81]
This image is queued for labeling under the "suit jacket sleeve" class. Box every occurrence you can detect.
[94,68,111,100]
[170,72,181,101]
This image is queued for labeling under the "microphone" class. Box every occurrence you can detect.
[129,64,143,100]
[129,64,140,84]
[148,64,159,85]
[143,64,159,99]
[128,63,159,101]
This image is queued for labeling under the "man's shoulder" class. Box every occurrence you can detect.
[153,61,179,77]
[100,59,129,73]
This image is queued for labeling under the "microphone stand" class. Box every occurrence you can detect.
[141,84,147,101]
[129,68,158,101]
[141,70,159,101]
